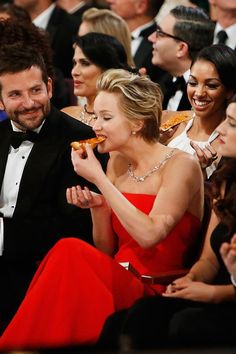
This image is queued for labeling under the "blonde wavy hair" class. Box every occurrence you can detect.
[96,69,163,142]
[81,8,134,67]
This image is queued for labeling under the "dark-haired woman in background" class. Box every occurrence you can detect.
[62,32,134,126]
[162,44,236,178]
[99,95,236,350]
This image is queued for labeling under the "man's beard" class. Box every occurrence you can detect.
[8,101,51,130]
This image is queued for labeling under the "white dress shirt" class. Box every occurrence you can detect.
[33,3,56,30]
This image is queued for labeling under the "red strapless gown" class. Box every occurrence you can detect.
[0,193,200,350]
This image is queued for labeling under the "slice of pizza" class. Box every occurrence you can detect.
[161,113,191,131]
[71,136,106,152]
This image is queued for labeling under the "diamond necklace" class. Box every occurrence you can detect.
[127,149,175,182]
[79,104,96,127]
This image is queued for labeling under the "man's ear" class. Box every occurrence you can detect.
[176,41,189,59]
[47,77,53,99]
[136,0,148,15]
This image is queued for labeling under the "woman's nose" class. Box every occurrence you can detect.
[194,85,206,97]
[72,64,80,77]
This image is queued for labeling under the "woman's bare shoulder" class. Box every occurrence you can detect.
[165,148,202,178]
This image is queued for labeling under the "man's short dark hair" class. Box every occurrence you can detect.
[0,43,48,87]
[170,5,215,60]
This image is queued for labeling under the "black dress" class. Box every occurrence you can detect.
[98,223,236,349]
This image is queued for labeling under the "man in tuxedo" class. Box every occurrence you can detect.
[14,0,79,79]
[0,44,108,327]
[149,5,215,111]
[106,0,168,85]
[210,0,236,50]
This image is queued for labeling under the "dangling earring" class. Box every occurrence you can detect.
[131,131,136,135]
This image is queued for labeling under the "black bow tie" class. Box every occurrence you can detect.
[10,130,39,149]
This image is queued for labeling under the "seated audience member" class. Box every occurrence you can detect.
[98,94,236,350]
[0,69,204,350]
[78,7,134,67]
[162,44,236,178]
[106,0,168,85]
[61,32,134,124]
[0,43,107,330]
[149,5,215,111]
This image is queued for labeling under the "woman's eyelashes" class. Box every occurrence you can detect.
[72,58,91,67]
[227,117,236,127]
[79,58,91,67]
[187,80,221,90]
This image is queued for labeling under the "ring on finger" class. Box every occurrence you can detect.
[212,155,218,161]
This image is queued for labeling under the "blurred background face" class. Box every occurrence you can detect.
[106,0,138,20]
[187,59,229,118]
[217,102,236,157]
[71,46,103,99]
[149,14,179,72]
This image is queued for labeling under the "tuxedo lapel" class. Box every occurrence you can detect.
[134,39,152,68]
[15,134,62,216]
[0,121,12,188]
[14,109,67,215]
[133,23,156,68]
[46,7,59,45]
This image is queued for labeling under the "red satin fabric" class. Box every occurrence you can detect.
[0,193,200,350]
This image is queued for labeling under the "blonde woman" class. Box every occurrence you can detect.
[0,69,203,350]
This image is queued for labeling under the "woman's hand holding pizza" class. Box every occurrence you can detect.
[71,143,105,184]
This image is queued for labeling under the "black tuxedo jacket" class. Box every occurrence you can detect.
[72,4,94,25]
[0,107,108,322]
[133,23,170,86]
[162,76,192,111]
[46,6,79,78]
